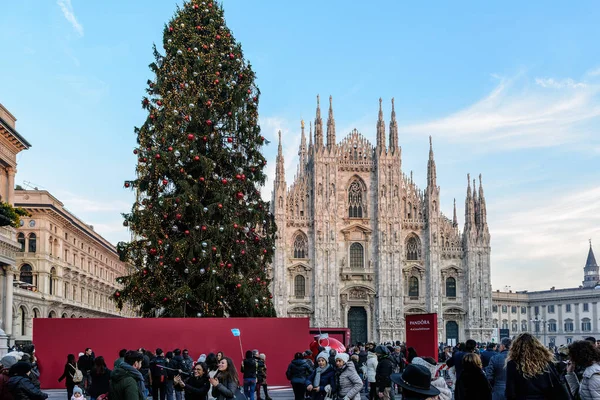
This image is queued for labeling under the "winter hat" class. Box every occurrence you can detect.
[198,354,206,363]
[73,386,83,395]
[8,361,32,377]
[0,356,17,369]
[335,353,349,363]
[316,352,329,364]
[411,357,437,378]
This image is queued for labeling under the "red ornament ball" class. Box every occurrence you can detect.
[199,177,205,182]
[133,149,138,154]
[124,182,130,188]
[236,192,244,200]
[206,120,212,126]
[187,134,195,141]
[176,214,182,220]
[229,53,235,59]
[155,154,161,159]
[175,257,180,263]
[236,284,241,288]
[222,178,228,184]
[115,292,121,297]
[168,146,173,152]
[185,230,190,235]
[194,156,200,161]
[227,137,233,143]
[149,248,157,255]
[218,203,223,209]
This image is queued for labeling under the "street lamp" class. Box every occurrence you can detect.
[530,315,547,346]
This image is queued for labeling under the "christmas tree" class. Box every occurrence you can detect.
[115,1,277,318]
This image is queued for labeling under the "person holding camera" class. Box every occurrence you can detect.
[174,361,211,400]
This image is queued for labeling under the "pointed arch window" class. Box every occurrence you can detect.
[293,232,308,259]
[348,180,364,218]
[406,235,421,260]
[20,264,33,285]
[294,275,305,298]
[446,277,456,297]
[28,233,37,253]
[408,276,419,297]
[17,233,25,251]
[349,242,364,269]
[49,267,56,295]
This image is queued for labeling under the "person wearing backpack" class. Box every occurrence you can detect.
[58,354,81,400]
[150,349,168,400]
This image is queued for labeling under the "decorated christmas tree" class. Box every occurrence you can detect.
[115,1,277,317]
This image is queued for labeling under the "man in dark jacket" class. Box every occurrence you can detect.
[150,348,167,400]
[181,350,194,375]
[78,348,95,393]
[109,350,145,400]
[7,361,48,400]
[374,345,394,400]
[446,339,476,380]
[172,349,185,400]
[480,343,496,368]
[484,338,511,400]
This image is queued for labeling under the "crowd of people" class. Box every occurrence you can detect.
[286,334,600,400]
[0,346,273,400]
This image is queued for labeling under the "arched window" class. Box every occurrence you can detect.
[512,320,518,332]
[61,313,68,318]
[28,233,37,253]
[406,235,421,260]
[408,276,419,297]
[293,233,308,259]
[349,243,364,269]
[19,264,33,285]
[521,320,527,332]
[20,306,27,336]
[49,267,56,295]
[48,310,57,318]
[294,275,306,298]
[17,233,25,252]
[446,277,456,297]
[348,180,364,218]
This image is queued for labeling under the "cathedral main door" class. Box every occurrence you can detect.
[348,307,367,344]
[446,321,459,343]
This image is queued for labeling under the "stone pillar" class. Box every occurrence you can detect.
[0,168,6,203]
[574,303,580,335]
[593,302,598,333]
[558,304,563,334]
[6,168,15,205]
[3,266,14,338]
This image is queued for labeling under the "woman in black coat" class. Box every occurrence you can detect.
[455,353,491,400]
[175,361,211,400]
[58,353,78,400]
[89,356,111,400]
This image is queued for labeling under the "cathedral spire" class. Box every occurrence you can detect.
[583,240,600,288]
[427,136,437,188]
[389,98,398,153]
[326,95,336,151]
[298,120,307,174]
[478,174,487,228]
[453,198,458,227]
[464,174,475,232]
[377,98,386,154]
[275,130,285,189]
[314,95,323,149]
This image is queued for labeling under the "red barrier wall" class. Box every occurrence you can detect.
[33,318,311,389]
[405,313,438,362]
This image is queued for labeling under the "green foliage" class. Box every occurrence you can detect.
[0,202,30,228]
[115,1,277,318]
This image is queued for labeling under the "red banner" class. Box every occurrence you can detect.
[33,317,311,389]
[405,313,438,362]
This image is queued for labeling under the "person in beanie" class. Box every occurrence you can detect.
[333,353,363,400]
[305,352,335,400]
[391,364,440,400]
[0,355,17,399]
[7,361,48,400]
[109,350,145,400]
[374,346,394,400]
[71,386,84,400]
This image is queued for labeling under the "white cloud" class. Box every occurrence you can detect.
[489,185,600,290]
[55,191,130,213]
[588,67,600,77]
[57,0,84,37]
[401,74,600,151]
[534,77,586,89]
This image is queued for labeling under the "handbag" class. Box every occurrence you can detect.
[234,387,247,400]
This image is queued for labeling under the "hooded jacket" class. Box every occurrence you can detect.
[286,359,312,384]
[375,355,394,392]
[365,353,378,383]
[6,376,47,400]
[109,363,145,400]
[565,362,600,400]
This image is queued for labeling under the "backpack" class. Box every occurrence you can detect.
[70,364,83,383]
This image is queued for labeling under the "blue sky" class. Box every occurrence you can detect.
[1,0,599,291]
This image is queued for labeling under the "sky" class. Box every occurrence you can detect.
[1,0,599,291]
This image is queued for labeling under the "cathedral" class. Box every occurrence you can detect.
[270,96,493,344]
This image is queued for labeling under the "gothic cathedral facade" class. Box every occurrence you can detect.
[270,96,493,344]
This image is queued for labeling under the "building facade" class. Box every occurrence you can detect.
[492,243,600,347]
[270,96,493,344]
[10,189,135,345]
[0,103,31,352]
